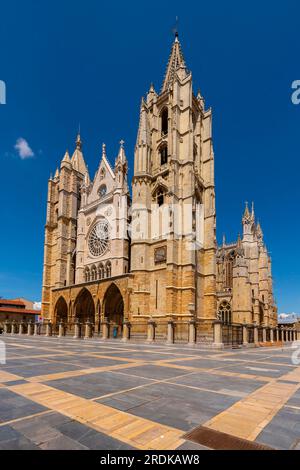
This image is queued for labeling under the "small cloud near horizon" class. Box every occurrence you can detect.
[14,138,34,159]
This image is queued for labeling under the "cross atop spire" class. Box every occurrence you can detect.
[76,132,82,150]
[162,33,187,92]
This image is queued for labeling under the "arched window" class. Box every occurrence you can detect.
[218,301,232,324]
[225,251,235,288]
[161,108,168,136]
[159,145,168,166]
[157,188,165,207]
[84,267,90,282]
[106,261,112,278]
[91,265,97,281]
[98,263,105,279]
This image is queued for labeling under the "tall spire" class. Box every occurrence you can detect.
[251,201,255,221]
[116,139,126,165]
[242,201,251,224]
[71,132,87,175]
[162,33,187,92]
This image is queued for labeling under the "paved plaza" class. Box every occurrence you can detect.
[0,336,299,450]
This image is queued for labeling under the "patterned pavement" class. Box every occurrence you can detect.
[0,335,299,450]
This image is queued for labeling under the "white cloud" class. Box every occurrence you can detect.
[33,301,41,310]
[14,138,34,159]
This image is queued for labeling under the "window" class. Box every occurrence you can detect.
[106,261,112,278]
[84,267,90,282]
[98,263,104,279]
[161,108,168,136]
[218,301,232,324]
[98,184,107,198]
[157,189,164,207]
[160,145,168,166]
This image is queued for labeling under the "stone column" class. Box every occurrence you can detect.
[11,322,16,335]
[122,322,130,342]
[275,328,279,342]
[73,320,81,339]
[188,321,196,346]
[34,323,39,336]
[102,320,109,340]
[262,325,267,343]
[3,322,8,335]
[84,320,92,339]
[45,322,52,337]
[242,323,248,347]
[27,321,33,336]
[270,328,274,343]
[147,321,155,343]
[58,322,65,338]
[166,321,174,345]
[212,321,224,349]
[19,322,23,335]
[254,323,259,344]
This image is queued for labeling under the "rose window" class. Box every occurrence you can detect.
[88,220,109,257]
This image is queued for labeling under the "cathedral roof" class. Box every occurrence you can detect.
[162,33,187,92]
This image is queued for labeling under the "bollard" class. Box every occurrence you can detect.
[58,322,65,338]
[188,321,196,346]
[84,321,92,339]
[147,321,155,343]
[27,321,33,336]
[212,321,224,349]
[166,321,174,345]
[73,321,81,339]
[122,322,130,342]
[34,323,39,336]
[242,323,248,346]
[45,322,52,337]
[11,322,16,335]
[102,321,109,340]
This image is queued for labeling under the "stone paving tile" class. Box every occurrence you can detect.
[170,371,266,394]
[45,370,154,399]
[286,389,300,407]
[169,358,242,369]
[5,362,83,378]
[256,406,300,449]
[216,363,293,378]
[0,389,47,422]
[97,382,239,431]
[46,356,128,367]
[116,364,192,380]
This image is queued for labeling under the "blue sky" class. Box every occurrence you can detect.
[0,0,299,312]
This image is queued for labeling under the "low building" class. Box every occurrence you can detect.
[0,299,40,327]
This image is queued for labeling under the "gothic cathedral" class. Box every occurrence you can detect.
[42,34,277,342]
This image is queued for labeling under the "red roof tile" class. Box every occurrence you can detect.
[0,307,39,315]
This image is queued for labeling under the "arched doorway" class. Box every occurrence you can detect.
[54,297,68,323]
[103,284,124,337]
[74,288,95,324]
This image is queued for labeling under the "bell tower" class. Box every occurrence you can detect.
[130,34,216,335]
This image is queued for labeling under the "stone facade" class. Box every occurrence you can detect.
[216,203,277,327]
[41,34,277,341]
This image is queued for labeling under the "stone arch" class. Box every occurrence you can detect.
[74,288,95,324]
[54,296,68,323]
[103,283,124,337]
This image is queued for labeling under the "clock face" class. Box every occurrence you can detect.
[154,246,167,264]
[88,220,109,257]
